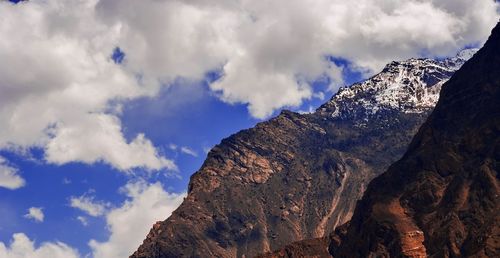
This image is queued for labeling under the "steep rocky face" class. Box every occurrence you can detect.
[330,23,500,258]
[131,51,473,258]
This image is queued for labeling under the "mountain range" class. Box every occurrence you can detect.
[130,34,484,257]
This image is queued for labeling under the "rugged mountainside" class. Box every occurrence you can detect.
[329,23,500,257]
[131,50,474,258]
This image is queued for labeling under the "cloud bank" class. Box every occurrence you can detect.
[0,0,497,172]
[96,0,499,117]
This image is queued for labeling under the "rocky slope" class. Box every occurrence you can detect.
[256,223,349,258]
[329,23,500,257]
[131,49,474,258]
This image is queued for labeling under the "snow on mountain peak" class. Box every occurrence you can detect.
[319,49,478,120]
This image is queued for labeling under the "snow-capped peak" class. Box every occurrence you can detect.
[319,48,478,120]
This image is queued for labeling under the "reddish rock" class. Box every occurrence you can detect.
[331,22,500,258]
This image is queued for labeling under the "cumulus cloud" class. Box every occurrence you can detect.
[0,233,79,258]
[0,0,174,172]
[69,194,110,217]
[89,180,185,258]
[95,0,499,117]
[0,0,498,175]
[45,114,176,172]
[24,207,44,223]
[0,156,25,190]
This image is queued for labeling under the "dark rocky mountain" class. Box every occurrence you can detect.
[131,47,475,258]
[259,23,500,258]
[329,22,500,258]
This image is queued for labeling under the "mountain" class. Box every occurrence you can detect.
[320,48,476,122]
[329,22,500,258]
[131,49,475,258]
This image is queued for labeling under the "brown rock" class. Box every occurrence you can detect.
[331,22,500,258]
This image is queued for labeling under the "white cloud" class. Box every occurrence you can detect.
[0,233,79,258]
[76,216,89,226]
[89,180,185,258]
[180,146,198,157]
[0,0,498,174]
[168,144,178,151]
[24,207,44,223]
[0,0,175,172]
[69,194,109,217]
[96,0,498,118]
[313,91,325,101]
[44,114,177,172]
[0,156,25,190]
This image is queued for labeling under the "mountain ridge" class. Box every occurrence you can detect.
[131,49,476,258]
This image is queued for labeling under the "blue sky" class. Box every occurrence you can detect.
[0,66,361,256]
[0,0,498,257]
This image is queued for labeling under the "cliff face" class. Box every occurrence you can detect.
[330,23,500,258]
[131,51,472,258]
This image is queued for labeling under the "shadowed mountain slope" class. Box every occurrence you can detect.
[330,22,500,258]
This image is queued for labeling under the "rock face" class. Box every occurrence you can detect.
[256,224,349,258]
[131,51,473,258]
[330,23,500,257]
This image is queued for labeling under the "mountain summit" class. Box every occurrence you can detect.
[131,49,476,258]
[319,48,476,122]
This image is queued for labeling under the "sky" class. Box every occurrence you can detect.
[0,0,498,257]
